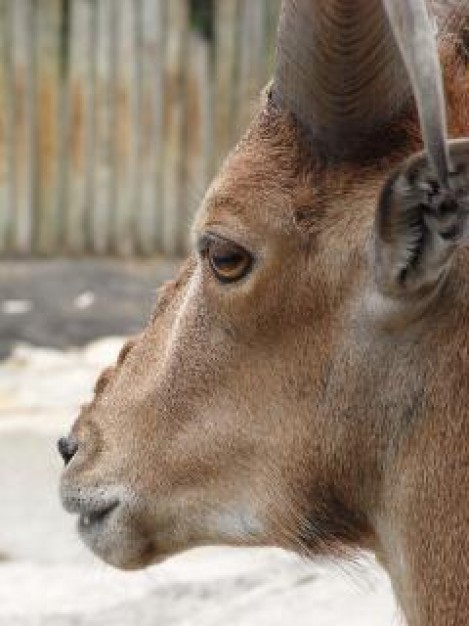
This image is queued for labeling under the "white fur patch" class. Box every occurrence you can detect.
[210,508,264,542]
[164,264,201,362]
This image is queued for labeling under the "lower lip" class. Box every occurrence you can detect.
[78,503,118,532]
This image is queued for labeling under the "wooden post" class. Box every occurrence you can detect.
[184,30,212,250]
[0,0,15,254]
[265,0,280,74]
[161,0,188,257]
[137,0,166,255]
[12,0,38,255]
[236,0,266,136]
[35,0,62,255]
[113,0,138,257]
[214,0,240,169]
[65,0,95,254]
[92,0,118,255]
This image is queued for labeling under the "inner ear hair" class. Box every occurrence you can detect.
[374,139,469,299]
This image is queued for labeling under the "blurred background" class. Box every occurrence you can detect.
[0,0,278,258]
[0,1,397,624]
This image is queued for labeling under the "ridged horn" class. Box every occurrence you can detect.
[272,0,412,158]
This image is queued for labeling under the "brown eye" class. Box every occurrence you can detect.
[207,238,252,283]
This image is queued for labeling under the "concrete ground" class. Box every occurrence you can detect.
[0,261,401,625]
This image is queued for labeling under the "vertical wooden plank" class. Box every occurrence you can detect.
[0,0,5,253]
[137,0,165,255]
[35,0,62,254]
[184,29,212,249]
[0,1,6,252]
[0,0,15,254]
[265,0,281,74]
[92,0,118,255]
[12,0,38,255]
[130,0,144,255]
[55,0,70,255]
[65,0,95,254]
[113,0,139,257]
[161,0,188,257]
[236,0,266,136]
[84,0,97,254]
[214,0,240,169]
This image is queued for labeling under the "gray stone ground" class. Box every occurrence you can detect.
[0,261,401,625]
[0,259,180,358]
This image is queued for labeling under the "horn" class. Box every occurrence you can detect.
[272,0,412,158]
[383,0,451,186]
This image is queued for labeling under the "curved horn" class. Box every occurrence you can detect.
[272,0,412,158]
[383,0,451,186]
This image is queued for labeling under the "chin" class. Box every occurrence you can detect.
[76,503,159,570]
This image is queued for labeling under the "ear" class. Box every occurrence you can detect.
[373,139,469,300]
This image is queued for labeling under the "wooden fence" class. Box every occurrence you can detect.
[0,0,280,257]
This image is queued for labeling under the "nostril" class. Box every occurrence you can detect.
[57,436,79,466]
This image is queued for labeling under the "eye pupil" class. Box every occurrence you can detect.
[214,253,243,269]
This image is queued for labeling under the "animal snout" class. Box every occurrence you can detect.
[57,435,79,466]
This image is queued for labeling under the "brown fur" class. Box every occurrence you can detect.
[60,31,469,626]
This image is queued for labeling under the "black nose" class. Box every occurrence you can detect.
[57,436,79,466]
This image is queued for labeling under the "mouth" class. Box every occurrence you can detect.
[78,501,119,533]
[59,484,121,534]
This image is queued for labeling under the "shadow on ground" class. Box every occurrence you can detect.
[0,259,181,359]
